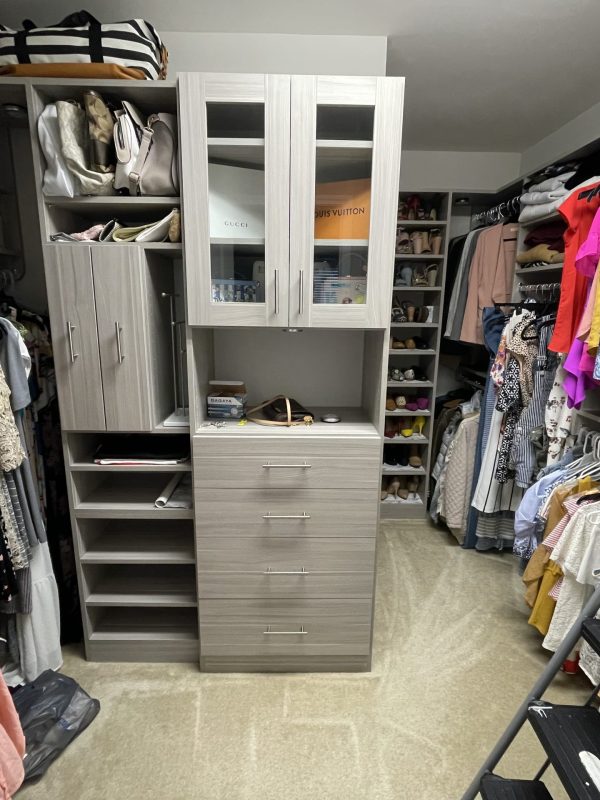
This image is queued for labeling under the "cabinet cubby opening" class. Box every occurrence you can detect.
[72,472,192,517]
[398,191,449,223]
[191,327,385,434]
[66,433,190,470]
[84,563,197,607]
[78,519,195,564]
[88,606,198,641]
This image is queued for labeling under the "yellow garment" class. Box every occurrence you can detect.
[526,477,598,635]
[516,244,564,264]
[523,545,550,609]
[528,561,563,635]
[588,258,600,355]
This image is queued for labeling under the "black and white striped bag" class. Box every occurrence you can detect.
[0,10,167,80]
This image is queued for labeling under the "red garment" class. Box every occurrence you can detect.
[549,181,600,352]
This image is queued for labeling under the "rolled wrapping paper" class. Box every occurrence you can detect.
[154,473,182,508]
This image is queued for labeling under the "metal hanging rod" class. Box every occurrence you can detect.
[472,195,521,229]
[518,282,561,300]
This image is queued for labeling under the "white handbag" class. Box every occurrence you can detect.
[37,104,78,197]
[110,208,180,242]
[113,101,144,192]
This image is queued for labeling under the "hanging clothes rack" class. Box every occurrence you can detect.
[471,195,521,229]
[518,282,561,300]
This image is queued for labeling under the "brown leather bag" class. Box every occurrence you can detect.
[246,396,313,427]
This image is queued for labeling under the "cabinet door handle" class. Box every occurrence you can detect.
[264,625,307,635]
[261,463,312,469]
[262,512,311,520]
[114,321,125,364]
[273,268,280,315]
[263,567,309,575]
[299,269,304,316]
[66,321,79,363]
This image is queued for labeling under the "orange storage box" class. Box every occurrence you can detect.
[314,177,371,240]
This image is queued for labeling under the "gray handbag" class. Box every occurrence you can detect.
[128,112,179,196]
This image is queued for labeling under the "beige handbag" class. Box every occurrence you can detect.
[246,396,313,427]
[55,100,114,196]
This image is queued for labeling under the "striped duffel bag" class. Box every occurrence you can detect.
[0,10,167,80]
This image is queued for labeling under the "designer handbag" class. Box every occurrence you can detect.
[109,208,180,243]
[37,104,78,197]
[246,395,314,427]
[129,113,179,196]
[55,101,114,196]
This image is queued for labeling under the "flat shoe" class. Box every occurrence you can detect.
[405,338,416,349]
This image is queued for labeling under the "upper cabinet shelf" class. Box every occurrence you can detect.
[178,72,405,329]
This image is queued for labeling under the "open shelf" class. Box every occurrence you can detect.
[314,239,369,248]
[396,219,447,227]
[385,410,431,417]
[387,380,434,388]
[388,349,436,356]
[394,254,444,261]
[79,520,195,565]
[85,564,197,607]
[390,323,438,328]
[576,408,600,424]
[381,466,426,475]
[44,196,181,211]
[195,406,378,438]
[70,461,190,473]
[392,287,441,293]
[384,435,429,444]
[89,607,198,642]
[515,263,563,276]
[519,211,563,227]
[73,474,193,519]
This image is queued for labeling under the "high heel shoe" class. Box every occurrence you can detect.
[401,422,414,438]
[410,231,424,255]
[430,229,443,255]
[395,395,407,408]
[426,264,438,287]
[409,444,422,468]
[397,477,409,500]
[414,416,426,436]
[412,265,429,287]
[402,301,415,322]
[396,228,412,254]
[416,397,430,410]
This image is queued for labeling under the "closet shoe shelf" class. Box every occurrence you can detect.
[480,774,552,800]
[515,264,563,276]
[382,190,452,518]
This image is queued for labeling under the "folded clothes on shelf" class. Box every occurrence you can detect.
[516,244,565,264]
[50,208,181,244]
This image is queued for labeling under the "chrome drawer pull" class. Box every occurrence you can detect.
[262,512,311,520]
[114,321,125,363]
[264,625,307,635]
[261,462,312,469]
[66,321,79,363]
[263,567,309,575]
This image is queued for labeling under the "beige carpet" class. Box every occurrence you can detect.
[18,521,588,800]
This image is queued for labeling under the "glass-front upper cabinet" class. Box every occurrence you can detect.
[179,73,290,326]
[290,76,404,328]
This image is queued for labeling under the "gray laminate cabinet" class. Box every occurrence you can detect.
[43,244,106,431]
[92,246,173,432]
[45,243,174,432]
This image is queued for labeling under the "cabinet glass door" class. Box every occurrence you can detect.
[179,74,290,327]
[290,76,404,328]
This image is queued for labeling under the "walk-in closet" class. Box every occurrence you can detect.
[0,3,599,800]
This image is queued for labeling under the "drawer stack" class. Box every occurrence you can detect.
[193,436,381,672]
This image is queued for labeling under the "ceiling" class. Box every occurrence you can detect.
[2,0,600,151]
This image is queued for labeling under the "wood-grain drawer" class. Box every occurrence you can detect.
[193,437,380,460]
[193,453,380,489]
[200,599,372,656]
[197,536,375,598]
[194,489,378,537]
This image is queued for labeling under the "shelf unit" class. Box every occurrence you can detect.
[381,190,451,518]
[21,78,197,663]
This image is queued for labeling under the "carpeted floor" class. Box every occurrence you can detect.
[18,521,587,800]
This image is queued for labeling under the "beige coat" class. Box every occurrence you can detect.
[460,223,517,345]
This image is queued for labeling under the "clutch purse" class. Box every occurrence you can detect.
[246,395,313,427]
